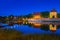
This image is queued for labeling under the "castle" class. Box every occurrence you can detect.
[50,9,57,18]
[30,9,58,31]
[33,9,57,19]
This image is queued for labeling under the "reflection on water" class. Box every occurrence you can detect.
[0,22,60,34]
[0,18,60,34]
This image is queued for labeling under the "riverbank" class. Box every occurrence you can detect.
[0,28,60,40]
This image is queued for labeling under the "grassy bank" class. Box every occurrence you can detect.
[0,28,22,40]
[22,34,60,40]
[0,28,60,40]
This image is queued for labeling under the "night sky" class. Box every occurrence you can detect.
[0,0,60,16]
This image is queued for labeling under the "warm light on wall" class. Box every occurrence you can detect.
[49,24,57,31]
[50,12,57,18]
[33,15,41,19]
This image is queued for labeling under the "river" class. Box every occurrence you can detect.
[1,23,60,35]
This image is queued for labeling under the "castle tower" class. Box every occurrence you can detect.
[50,9,57,18]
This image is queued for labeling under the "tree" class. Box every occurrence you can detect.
[57,13,60,18]
[41,11,49,18]
[0,16,3,22]
[8,15,14,20]
[26,14,33,18]
[8,15,14,26]
[23,14,33,18]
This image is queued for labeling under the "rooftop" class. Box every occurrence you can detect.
[51,9,57,12]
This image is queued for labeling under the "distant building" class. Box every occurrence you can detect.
[32,12,41,19]
[49,9,57,18]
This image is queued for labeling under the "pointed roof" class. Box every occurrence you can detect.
[51,9,57,12]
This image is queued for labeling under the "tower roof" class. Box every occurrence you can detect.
[51,9,57,12]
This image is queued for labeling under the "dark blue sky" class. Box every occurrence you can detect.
[0,0,60,16]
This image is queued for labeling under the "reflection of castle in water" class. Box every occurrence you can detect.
[26,9,60,32]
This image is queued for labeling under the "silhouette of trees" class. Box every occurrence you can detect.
[23,14,33,18]
[57,13,60,18]
[8,15,14,25]
[8,15,14,20]
[0,16,3,22]
[41,11,49,18]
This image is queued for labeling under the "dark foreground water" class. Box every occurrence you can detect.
[2,24,60,35]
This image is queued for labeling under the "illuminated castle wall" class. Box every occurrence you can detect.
[33,12,41,19]
[49,9,57,18]
[32,9,57,19]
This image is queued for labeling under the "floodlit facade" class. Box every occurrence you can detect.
[33,12,41,19]
[49,9,57,18]
[27,12,42,27]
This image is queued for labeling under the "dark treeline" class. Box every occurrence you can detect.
[41,11,60,18]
